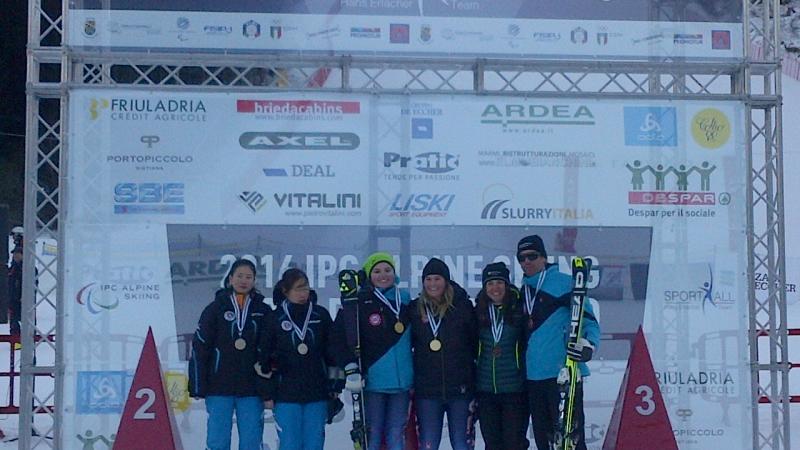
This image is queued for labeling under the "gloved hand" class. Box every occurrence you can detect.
[566,337,594,362]
[356,269,373,301]
[344,362,364,393]
[338,270,359,300]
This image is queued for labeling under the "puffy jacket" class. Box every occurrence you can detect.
[332,283,414,393]
[409,281,477,400]
[521,264,600,380]
[476,286,527,394]
[262,288,337,404]
[188,288,272,399]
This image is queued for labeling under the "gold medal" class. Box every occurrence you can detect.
[394,321,405,334]
[234,338,247,351]
[297,342,309,355]
[429,339,442,352]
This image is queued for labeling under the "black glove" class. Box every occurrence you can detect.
[327,397,345,424]
[566,338,594,363]
[356,269,373,301]
[338,270,359,300]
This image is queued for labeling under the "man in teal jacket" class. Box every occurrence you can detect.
[517,235,600,450]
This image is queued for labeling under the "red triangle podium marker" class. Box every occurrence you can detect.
[113,328,183,450]
[603,326,677,450]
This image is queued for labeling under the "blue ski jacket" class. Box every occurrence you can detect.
[521,264,600,381]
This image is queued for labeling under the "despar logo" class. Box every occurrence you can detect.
[623,107,677,147]
[239,132,360,150]
[662,264,735,312]
[691,108,730,149]
[480,103,595,131]
[625,160,730,211]
[113,182,185,214]
[387,193,455,217]
[480,184,592,221]
[236,100,360,121]
[89,97,207,122]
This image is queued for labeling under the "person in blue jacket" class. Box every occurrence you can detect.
[332,252,413,450]
[188,258,272,450]
[516,235,600,450]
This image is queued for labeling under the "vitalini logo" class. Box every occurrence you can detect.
[239,191,266,213]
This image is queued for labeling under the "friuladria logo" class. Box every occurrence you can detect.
[239,132,359,150]
[89,98,207,122]
[655,370,735,395]
[480,185,593,221]
[113,182,185,214]
[691,108,730,149]
[624,107,677,146]
[387,193,454,218]
[626,160,728,207]
[480,104,595,131]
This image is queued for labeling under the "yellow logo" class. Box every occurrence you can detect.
[691,108,730,149]
[89,98,109,120]
[165,371,190,413]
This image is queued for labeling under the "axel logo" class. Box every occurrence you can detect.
[692,108,730,149]
[90,99,109,120]
[625,160,728,206]
[239,132,359,150]
[75,283,120,314]
[239,191,266,213]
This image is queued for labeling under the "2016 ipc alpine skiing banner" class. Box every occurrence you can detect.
[62,90,749,449]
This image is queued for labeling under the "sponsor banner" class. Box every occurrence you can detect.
[67,8,743,60]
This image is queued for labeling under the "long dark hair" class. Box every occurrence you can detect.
[476,284,524,328]
[273,268,314,306]
[224,258,259,294]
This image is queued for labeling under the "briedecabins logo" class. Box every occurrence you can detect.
[480,103,596,133]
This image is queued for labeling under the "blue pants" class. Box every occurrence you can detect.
[273,401,327,450]
[364,391,410,450]
[416,397,472,450]
[205,396,264,450]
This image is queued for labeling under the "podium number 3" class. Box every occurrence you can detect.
[634,385,655,416]
[134,388,156,419]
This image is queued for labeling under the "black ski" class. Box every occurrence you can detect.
[338,269,368,450]
[553,257,591,450]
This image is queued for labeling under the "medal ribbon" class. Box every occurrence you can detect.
[374,287,401,320]
[424,303,443,338]
[524,270,547,315]
[230,294,251,338]
[282,300,313,342]
[489,304,504,345]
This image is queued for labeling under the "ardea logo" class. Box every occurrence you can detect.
[691,108,730,149]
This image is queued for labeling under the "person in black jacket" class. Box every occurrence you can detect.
[262,268,339,450]
[410,258,477,450]
[475,262,529,450]
[7,246,23,338]
[188,258,273,450]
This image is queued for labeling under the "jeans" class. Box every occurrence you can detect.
[477,392,529,450]
[527,378,586,450]
[416,397,472,450]
[364,391,410,450]
[205,396,264,450]
[273,401,327,450]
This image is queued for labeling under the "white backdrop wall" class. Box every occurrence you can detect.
[62,90,751,449]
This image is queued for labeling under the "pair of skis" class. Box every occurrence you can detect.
[338,269,368,450]
[553,257,592,450]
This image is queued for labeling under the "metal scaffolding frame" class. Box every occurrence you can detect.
[22,0,787,448]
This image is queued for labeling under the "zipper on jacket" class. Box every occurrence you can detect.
[492,350,497,394]
[441,347,446,401]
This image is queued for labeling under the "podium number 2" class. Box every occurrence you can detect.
[134,388,156,419]
[634,385,655,416]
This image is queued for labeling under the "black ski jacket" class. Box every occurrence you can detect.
[188,288,272,399]
[409,281,478,400]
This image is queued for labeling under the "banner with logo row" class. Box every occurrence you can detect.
[67,0,743,59]
[63,90,750,449]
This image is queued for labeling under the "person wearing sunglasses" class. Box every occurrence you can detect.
[516,235,600,450]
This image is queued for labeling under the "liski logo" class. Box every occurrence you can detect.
[624,107,677,146]
[625,160,729,207]
[239,191,266,213]
[75,283,120,314]
[383,152,458,174]
[387,193,455,218]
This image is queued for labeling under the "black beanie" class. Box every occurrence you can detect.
[517,235,547,258]
[482,262,510,287]
[422,257,451,281]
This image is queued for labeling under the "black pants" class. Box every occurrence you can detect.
[477,391,529,450]
[527,378,586,450]
[9,297,21,336]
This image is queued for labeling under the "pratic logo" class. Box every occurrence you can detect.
[480,184,593,221]
[113,182,185,214]
[691,108,730,149]
[239,132,360,150]
[480,103,595,133]
[662,264,735,312]
[263,165,336,178]
[239,191,266,213]
[623,107,677,147]
[88,97,207,122]
[236,99,360,121]
[383,152,459,181]
[625,160,730,211]
[386,193,455,218]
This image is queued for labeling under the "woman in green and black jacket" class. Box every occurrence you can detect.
[475,262,529,450]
